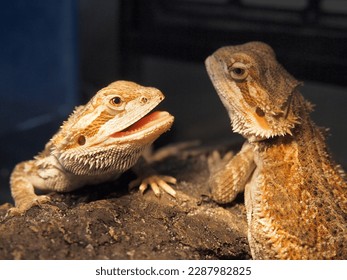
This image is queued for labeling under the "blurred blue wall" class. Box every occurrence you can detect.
[0,0,78,134]
[0,0,78,203]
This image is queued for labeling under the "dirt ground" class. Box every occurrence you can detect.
[0,143,250,260]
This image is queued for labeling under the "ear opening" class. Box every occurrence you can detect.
[283,92,294,119]
[281,82,303,120]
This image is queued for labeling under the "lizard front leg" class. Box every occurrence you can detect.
[209,141,256,204]
[129,157,177,197]
[9,154,72,214]
[10,160,51,213]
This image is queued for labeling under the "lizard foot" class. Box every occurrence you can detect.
[207,150,234,174]
[6,195,51,216]
[129,175,177,197]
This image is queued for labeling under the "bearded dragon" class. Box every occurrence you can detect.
[10,81,176,213]
[205,41,347,259]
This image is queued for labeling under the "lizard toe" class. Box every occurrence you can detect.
[208,150,234,174]
[129,175,177,197]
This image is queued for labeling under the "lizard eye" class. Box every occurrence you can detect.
[229,62,248,81]
[110,96,123,106]
[107,95,126,113]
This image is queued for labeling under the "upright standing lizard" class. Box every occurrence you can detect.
[10,81,176,213]
[205,41,347,259]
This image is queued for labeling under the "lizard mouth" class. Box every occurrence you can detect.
[109,111,174,139]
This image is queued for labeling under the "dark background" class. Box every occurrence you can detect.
[1,0,347,204]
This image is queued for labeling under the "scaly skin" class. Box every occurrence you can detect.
[206,42,347,259]
[10,81,176,213]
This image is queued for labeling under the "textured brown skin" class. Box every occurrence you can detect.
[206,42,347,259]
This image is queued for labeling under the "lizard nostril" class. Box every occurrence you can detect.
[77,135,86,146]
[141,97,148,104]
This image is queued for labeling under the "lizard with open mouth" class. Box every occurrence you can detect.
[10,80,176,213]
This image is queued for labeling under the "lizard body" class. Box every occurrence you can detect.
[10,81,176,213]
[206,42,347,259]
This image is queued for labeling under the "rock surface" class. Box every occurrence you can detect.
[0,143,250,260]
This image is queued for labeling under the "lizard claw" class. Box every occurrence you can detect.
[129,175,177,197]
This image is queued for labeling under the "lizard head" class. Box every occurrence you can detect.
[51,81,174,174]
[205,41,302,141]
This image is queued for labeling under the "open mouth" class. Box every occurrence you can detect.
[110,111,173,138]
